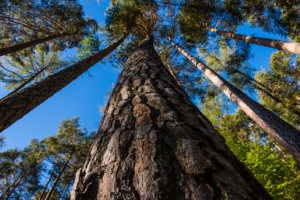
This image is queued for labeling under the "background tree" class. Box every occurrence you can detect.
[0,143,42,200]
[0,117,94,199]
[170,38,300,162]
[255,51,300,128]
[37,117,95,200]
[201,96,300,199]
[0,46,69,96]
[224,0,300,40]
[0,0,98,56]
[179,0,300,54]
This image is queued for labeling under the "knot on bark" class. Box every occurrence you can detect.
[133,103,152,126]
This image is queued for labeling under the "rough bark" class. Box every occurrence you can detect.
[208,28,300,55]
[0,37,125,132]
[70,36,272,200]
[0,33,68,56]
[170,38,300,163]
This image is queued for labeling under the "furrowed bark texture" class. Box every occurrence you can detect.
[0,33,68,56]
[170,39,300,163]
[0,37,124,132]
[70,37,272,200]
[209,28,300,55]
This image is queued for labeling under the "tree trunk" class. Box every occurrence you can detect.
[201,50,274,93]
[0,33,68,56]
[70,36,271,199]
[39,157,61,200]
[44,154,72,200]
[0,169,28,200]
[208,28,300,55]
[170,38,300,163]
[0,37,125,132]
[202,51,300,116]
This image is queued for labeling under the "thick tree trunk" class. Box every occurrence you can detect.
[70,36,271,199]
[0,33,68,56]
[208,28,300,55]
[0,37,125,132]
[170,38,300,163]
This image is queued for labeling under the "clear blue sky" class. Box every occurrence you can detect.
[0,1,283,151]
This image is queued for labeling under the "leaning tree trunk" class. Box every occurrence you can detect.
[170,38,300,163]
[39,157,61,200]
[0,169,28,200]
[202,51,300,116]
[208,28,300,55]
[44,153,72,200]
[70,36,271,200]
[0,33,68,56]
[0,36,125,132]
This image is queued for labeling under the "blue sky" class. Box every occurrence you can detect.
[0,0,283,151]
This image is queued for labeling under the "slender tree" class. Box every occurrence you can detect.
[44,153,73,200]
[224,0,300,40]
[0,36,125,132]
[169,38,300,162]
[255,51,300,128]
[70,35,271,199]
[38,157,61,200]
[178,0,300,54]
[39,117,94,200]
[208,27,300,55]
[0,145,42,200]
[199,47,300,116]
[0,33,69,56]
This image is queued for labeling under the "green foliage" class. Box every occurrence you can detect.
[37,117,95,199]
[0,46,69,94]
[0,117,94,199]
[105,1,143,37]
[178,0,244,43]
[77,35,101,60]
[244,142,300,199]
[256,51,300,128]
[0,135,4,150]
[0,0,98,51]
[178,0,217,43]
[201,96,300,199]
[224,0,300,39]
[105,0,159,38]
[275,0,300,40]
[0,147,42,199]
